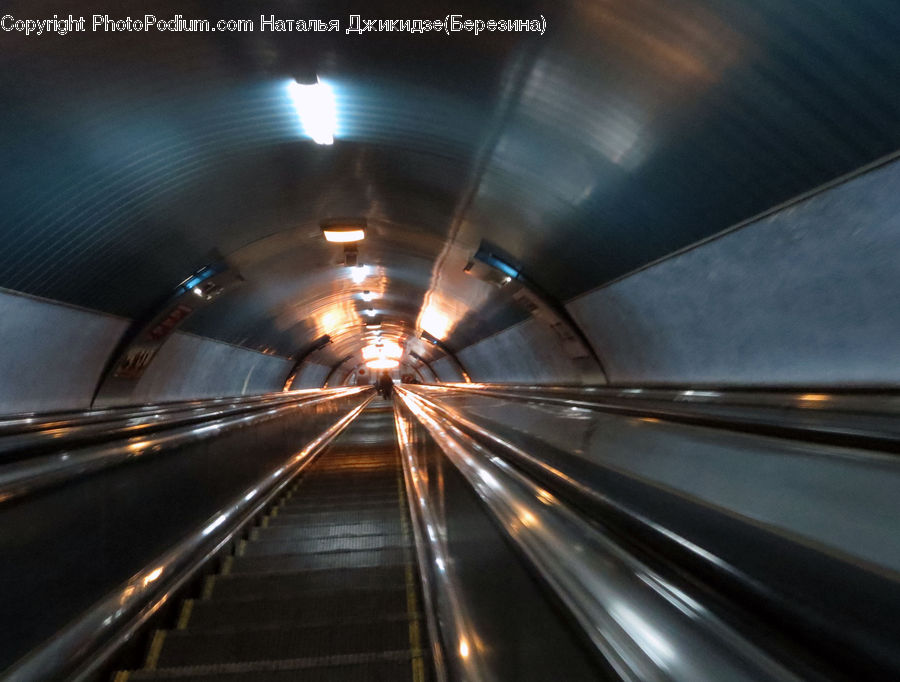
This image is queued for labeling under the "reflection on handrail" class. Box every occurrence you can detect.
[0,388,370,506]
[3,393,374,682]
[395,386,799,682]
[427,383,900,451]
[393,403,468,682]
[0,389,347,453]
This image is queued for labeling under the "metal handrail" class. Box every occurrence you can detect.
[0,387,370,505]
[0,388,331,438]
[395,386,802,682]
[2,393,373,682]
[0,389,352,461]
[428,383,900,451]
[392,403,454,682]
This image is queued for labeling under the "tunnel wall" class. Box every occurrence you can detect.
[0,289,291,414]
[432,355,464,382]
[122,332,293,404]
[0,289,129,414]
[457,318,587,384]
[292,361,331,389]
[564,156,900,387]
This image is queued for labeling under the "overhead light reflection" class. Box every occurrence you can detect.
[286,78,337,145]
[350,265,369,284]
[367,358,399,370]
[800,393,830,402]
[362,341,402,361]
[418,304,451,340]
[142,567,164,587]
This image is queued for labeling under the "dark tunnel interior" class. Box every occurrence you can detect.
[1,1,899,680]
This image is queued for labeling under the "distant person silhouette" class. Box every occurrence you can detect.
[377,372,393,400]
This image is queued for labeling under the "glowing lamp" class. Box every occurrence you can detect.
[287,79,336,145]
[322,227,366,243]
[367,358,399,370]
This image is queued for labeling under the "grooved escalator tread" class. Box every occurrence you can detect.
[287,479,399,487]
[206,567,407,601]
[154,620,413,668]
[254,520,403,541]
[279,498,401,513]
[183,587,411,631]
[305,471,400,481]
[240,534,410,558]
[281,491,400,506]
[128,654,425,681]
[228,547,408,574]
[268,508,402,527]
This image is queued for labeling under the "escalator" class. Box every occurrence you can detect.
[115,402,432,682]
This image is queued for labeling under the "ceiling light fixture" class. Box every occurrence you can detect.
[287,78,337,145]
[322,218,367,248]
[322,227,366,243]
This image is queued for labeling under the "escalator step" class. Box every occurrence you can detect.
[298,468,399,478]
[184,588,410,631]
[255,520,403,541]
[269,508,402,527]
[290,482,400,495]
[207,567,407,601]
[229,548,407,574]
[240,534,410,558]
[281,486,400,510]
[306,456,397,464]
[242,535,410,557]
[129,655,424,681]
[279,498,400,513]
[284,487,399,499]
[154,620,412,668]
[309,466,399,476]
[307,469,399,479]
[312,457,398,466]
[294,476,397,497]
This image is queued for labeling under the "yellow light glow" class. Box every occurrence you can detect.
[350,265,369,284]
[362,341,402,361]
[799,393,830,402]
[367,358,399,370]
[316,301,359,339]
[418,304,451,340]
[536,489,555,506]
[287,79,337,145]
[142,567,164,587]
[380,341,402,359]
[321,310,342,335]
[459,639,470,658]
[323,228,366,243]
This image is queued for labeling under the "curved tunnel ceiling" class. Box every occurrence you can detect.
[3,0,900,374]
